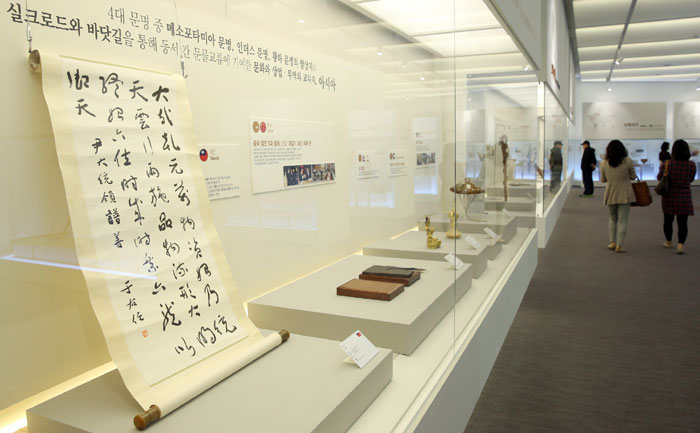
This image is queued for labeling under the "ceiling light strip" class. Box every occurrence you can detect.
[607,0,637,83]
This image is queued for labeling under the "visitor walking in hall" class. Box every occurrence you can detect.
[600,139,636,253]
[580,140,597,197]
[659,139,696,255]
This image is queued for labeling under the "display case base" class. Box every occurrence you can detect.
[363,231,489,278]
[26,332,392,433]
[249,255,472,355]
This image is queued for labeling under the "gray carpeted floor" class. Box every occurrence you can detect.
[464,186,700,433]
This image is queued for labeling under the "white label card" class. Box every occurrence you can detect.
[465,235,481,250]
[484,227,500,240]
[502,209,513,218]
[444,252,464,270]
[339,330,379,369]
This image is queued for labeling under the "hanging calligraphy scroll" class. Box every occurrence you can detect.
[29,50,288,429]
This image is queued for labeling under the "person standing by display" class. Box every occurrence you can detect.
[659,141,671,163]
[549,140,563,192]
[658,139,696,254]
[580,140,597,197]
[600,139,636,253]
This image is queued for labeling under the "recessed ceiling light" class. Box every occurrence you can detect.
[377,51,383,56]
[419,76,425,81]
[297,19,305,24]
[523,65,530,71]
[696,87,700,91]
[607,87,612,92]
[615,57,623,66]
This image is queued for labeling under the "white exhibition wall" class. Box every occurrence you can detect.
[0,0,458,412]
[569,81,700,180]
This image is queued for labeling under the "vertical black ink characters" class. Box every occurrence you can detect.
[106,208,120,225]
[162,132,179,151]
[180,216,195,231]
[92,138,103,154]
[188,237,202,259]
[132,312,144,324]
[158,212,173,231]
[143,136,154,154]
[121,280,133,294]
[97,172,113,185]
[114,148,131,167]
[108,107,124,123]
[143,252,158,273]
[126,297,137,310]
[160,301,182,331]
[158,107,173,126]
[172,261,188,280]
[101,190,116,204]
[75,98,96,117]
[146,162,160,179]
[196,263,211,281]
[151,85,170,102]
[134,232,151,247]
[162,238,180,257]
[129,80,149,102]
[204,284,219,307]
[196,326,217,347]
[169,158,183,174]
[114,231,123,248]
[216,315,237,334]
[67,69,89,90]
[175,337,196,356]
[174,180,191,206]
[179,283,195,299]
[188,304,200,317]
[97,157,108,167]
[135,108,150,129]
[129,197,144,225]
[152,281,167,295]
[99,72,123,97]
[149,186,169,207]
[121,175,138,191]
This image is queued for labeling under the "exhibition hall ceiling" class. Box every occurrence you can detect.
[573,0,700,82]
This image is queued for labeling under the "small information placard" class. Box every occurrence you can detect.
[339,330,379,369]
[502,208,513,218]
[484,227,500,240]
[444,252,464,270]
[465,235,482,250]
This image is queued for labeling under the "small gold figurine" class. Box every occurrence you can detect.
[446,206,461,239]
[424,216,442,249]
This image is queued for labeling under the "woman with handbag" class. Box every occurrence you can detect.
[658,139,696,254]
[600,140,637,253]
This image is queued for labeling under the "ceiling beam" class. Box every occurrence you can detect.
[606,0,637,82]
[563,0,580,78]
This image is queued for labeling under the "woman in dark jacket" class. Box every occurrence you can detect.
[658,141,671,163]
[658,139,696,254]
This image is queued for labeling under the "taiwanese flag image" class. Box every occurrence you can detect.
[356,331,362,337]
[199,148,208,161]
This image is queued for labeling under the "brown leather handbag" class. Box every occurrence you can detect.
[631,178,653,207]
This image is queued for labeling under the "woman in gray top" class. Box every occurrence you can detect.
[600,140,636,253]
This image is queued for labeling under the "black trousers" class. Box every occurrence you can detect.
[664,213,689,244]
[582,169,594,195]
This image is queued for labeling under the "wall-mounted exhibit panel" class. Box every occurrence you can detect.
[582,102,667,140]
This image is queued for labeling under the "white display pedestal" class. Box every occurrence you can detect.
[27,333,393,433]
[363,231,489,278]
[348,228,537,433]
[249,255,472,355]
[427,213,517,243]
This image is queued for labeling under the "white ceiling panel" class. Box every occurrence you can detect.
[415,29,518,58]
[573,0,630,28]
[573,0,700,82]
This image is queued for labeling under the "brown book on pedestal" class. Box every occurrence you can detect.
[337,278,405,301]
[359,271,420,286]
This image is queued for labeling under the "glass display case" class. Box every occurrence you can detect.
[0,0,540,431]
